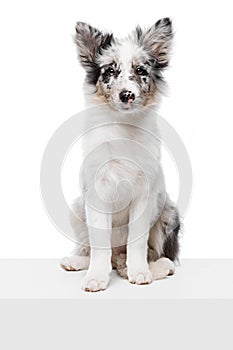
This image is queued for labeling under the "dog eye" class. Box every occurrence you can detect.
[136,66,146,75]
[106,67,114,75]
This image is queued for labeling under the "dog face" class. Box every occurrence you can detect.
[75,18,173,112]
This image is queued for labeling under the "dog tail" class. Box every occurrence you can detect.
[159,196,181,262]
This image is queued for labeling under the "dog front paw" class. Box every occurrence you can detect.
[82,272,110,292]
[128,267,153,285]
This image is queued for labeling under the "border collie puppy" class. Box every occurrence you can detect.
[60,18,180,292]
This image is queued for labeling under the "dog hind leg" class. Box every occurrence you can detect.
[114,196,180,281]
[60,254,90,271]
[60,196,90,271]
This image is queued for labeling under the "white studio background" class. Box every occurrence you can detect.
[0,0,232,259]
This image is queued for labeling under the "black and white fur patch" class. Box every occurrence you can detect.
[75,18,173,111]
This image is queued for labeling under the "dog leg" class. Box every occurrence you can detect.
[60,255,90,271]
[114,253,175,281]
[81,205,112,292]
[114,253,128,279]
[60,242,90,271]
[126,200,153,285]
[149,257,175,280]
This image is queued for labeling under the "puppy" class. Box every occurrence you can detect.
[60,18,180,292]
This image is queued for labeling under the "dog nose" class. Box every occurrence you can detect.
[119,90,135,103]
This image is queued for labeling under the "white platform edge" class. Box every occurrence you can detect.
[0,258,233,299]
[1,259,233,349]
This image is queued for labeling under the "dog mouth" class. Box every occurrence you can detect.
[111,96,142,112]
[121,100,135,110]
[115,102,139,113]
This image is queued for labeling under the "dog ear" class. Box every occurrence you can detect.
[75,22,114,72]
[136,18,173,69]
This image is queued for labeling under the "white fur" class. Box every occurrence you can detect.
[63,102,169,291]
[149,258,175,280]
[60,256,90,271]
